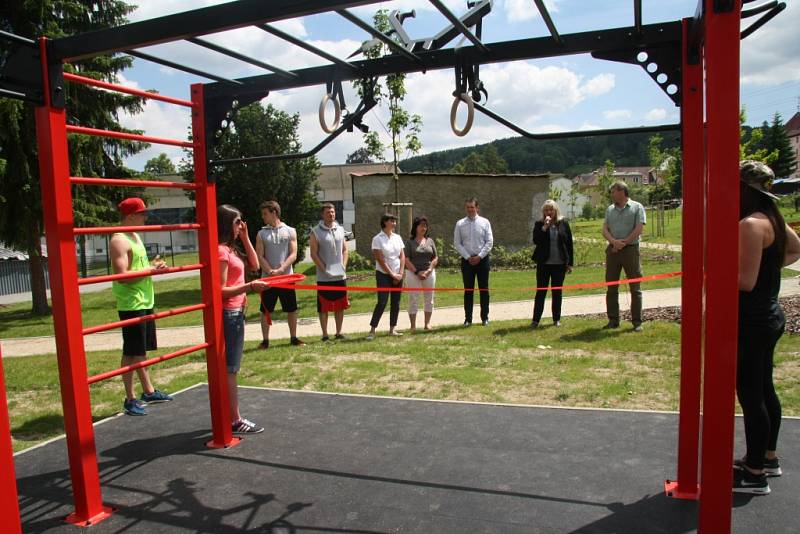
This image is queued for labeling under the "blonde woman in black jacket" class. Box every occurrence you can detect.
[531,200,574,328]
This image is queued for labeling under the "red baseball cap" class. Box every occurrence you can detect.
[118,197,147,216]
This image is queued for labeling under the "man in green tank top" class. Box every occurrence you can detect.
[110,198,173,416]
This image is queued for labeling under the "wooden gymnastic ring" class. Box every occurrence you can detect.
[450,93,474,137]
[319,93,342,133]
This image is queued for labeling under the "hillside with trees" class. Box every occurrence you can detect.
[400,131,681,176]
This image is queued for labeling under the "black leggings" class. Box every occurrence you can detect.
[370,270,401,328]
[737,317,784,470]
[533,263,567,323]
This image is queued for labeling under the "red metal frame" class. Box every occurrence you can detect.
[0,344,22,534]
[664,17,704,501]
[25,44,236,526]
[73,223,201,235]
[77,263,203,285]
[63,72,194,107]
[66,124,194,147]
[83,303,207,335]
[699,1,741,532]
[191,83,240,449]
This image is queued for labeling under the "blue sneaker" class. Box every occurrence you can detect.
[140,390,173,403]
[124,399,148,416]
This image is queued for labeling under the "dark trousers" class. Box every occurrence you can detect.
[370,270,401,328]
[461,256,490,322]
[533,263,567,323]
[605,245,643,326]
[737,317,784,470]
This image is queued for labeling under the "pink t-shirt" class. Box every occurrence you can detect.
[219,245,246,310]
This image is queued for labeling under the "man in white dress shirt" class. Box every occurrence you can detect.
[453,197,494,326]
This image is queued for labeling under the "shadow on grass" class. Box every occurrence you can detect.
[12,412,111,443]
[558,326,626,342]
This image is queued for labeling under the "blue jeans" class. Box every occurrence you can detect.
[223,309,245,373]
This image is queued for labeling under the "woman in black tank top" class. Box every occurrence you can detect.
[734,161,800,494]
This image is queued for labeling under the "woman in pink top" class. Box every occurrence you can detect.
[218,204,268,435]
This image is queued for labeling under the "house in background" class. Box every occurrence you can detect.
[315,163,394,234]
[351,171,552,258]
[786,112,800,180]
[548,175,589,219]
[0,244,49,296]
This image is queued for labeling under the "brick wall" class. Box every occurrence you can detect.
[352,173,551,257]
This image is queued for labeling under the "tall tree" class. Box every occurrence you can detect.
[345,147,375,164]
[450,145,509,174]
[356,9,422,202]
[1,0,146,314]
[648,134,682,200]
[144,153,177,176]
[188,102,320,259]
[740,109,777,164]
[763,112,797,178]
[596,159,616,207]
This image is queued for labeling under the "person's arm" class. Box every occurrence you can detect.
[429,241,439,271]
[563,220,574,270]
[277,228,298,274]
[453,220,470,260]
[372,248,391,274]
[784,223,800,266]
[479,219,493,258]
[404,240,417,275]
[620,223,644,246]
[397,247,406,280]
[219,255,266,298]
[240,222,260,272]
[110,234,151,284]
[309,232,325,272]
[738,217,764,292]
[255,232,273,274]
[341,234,349,270]
[532,221,547,245]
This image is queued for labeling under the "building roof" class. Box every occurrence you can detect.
[786,112,800,136]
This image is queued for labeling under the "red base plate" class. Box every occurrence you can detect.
[205,436,242,449]
[664,479,700,500]
[64,505,115,527]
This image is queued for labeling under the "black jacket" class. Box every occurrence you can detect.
[532,219,574,266]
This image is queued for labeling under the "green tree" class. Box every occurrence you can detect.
[356,9,422,201]
[596,159,616,207]
[740,109,777,163]
[763,112,797,178]
[0,0,146,315]
[190,103,320,260]
[345,147,375,164]
[450,144,509,174]
[648,134,682,200]
[144,153,177,176]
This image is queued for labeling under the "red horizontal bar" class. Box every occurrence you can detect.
[63,73,194,107]
[71,177,198,190]
[74,223,202,235]
[87,343,210,385]
[78,263,203,286]
[66,125,193,148]
[82,303,207,335]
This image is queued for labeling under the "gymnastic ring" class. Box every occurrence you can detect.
[319,93,342,133]
[450,92,474,137]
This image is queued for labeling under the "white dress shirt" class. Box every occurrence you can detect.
[453,215,494,260]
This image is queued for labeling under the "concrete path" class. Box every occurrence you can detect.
[4,281,800,357]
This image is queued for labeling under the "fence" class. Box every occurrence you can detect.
[0,260,50,297]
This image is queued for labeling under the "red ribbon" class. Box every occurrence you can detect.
[262,271,683,293]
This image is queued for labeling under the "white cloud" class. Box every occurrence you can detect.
[580,74,615,97]
[603,109,632,120]
[503,0,560,23]
[740,1,800,86]
[644,108,667,121]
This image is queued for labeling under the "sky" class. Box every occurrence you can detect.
[112,0,800,170]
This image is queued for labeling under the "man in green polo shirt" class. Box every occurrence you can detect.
[601,182,646,332]
[110,197,173,416]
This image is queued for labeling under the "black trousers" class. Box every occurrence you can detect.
[533,263,567,323]
[461,256,490,322]
[737,316,784,470]
[370,270,401,328]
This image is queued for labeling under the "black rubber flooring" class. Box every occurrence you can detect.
[12,385,800,533]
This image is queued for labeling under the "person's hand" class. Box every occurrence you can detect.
[566,266,573,274]
[268,268,281,276]
[250,280,269,293]
[544,216,552,227]
[418,270,428,280]
[152,255,168,270]
[468,255,480,265]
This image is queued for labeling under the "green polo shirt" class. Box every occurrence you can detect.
[605,199,646,244]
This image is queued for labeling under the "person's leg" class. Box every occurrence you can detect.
[550,265,567,323]
[223,309,246,423]
[334,309,345,336]
[476,256,490,322]
[532,264,550,324]
[122,355,145,400]
[389,286,401,332]
[620,247,643,326]
[260,290,278,345]
[369,271,391,334]
[406,271,420,331]
[763,320,785,458]
[605,246,623,325]
[228,372,240,421]
[461,258,475,323]
[318,312,329,338]
[423,271,435,329]
[737,323,770,472]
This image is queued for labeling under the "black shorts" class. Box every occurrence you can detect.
[260,287,298,313]
[317,280,349,313]
[118,309,157,357]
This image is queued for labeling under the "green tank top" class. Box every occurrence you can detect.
[112,233,154,311]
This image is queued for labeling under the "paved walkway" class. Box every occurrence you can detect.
[4,281,800,357]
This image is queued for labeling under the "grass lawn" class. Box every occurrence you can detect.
[0,243,684,339]
[6,315,800,453]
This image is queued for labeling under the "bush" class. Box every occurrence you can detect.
[581,203,595,220]
[347,250,373,272]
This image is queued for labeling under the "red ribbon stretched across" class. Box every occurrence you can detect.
[263,271,683,293]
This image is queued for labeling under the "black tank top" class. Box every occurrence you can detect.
[739,239,782,326]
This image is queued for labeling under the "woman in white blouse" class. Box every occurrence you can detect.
[367,213,406,340]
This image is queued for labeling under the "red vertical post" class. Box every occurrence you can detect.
[0,344,22,534]
[191,83,239,448]
[665,18,704,501]
[35,97,113,526]
[699,1,741,532]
